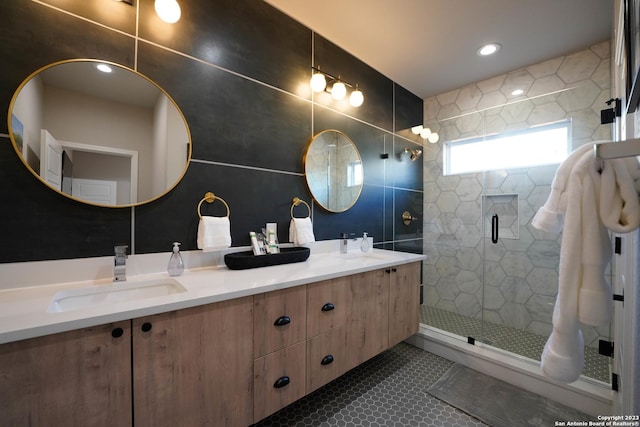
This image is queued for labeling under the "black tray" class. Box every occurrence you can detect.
[224,247,310,270]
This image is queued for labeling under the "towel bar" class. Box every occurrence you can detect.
[197,192,230,219]
[291,197,311,219]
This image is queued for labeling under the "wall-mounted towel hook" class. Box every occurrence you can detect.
[197,192,230,219]
[291,197,311,219]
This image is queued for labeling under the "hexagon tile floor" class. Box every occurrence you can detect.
[252,343,487,427]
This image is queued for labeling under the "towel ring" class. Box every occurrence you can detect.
[197,192,230,219]
[291,197,311,219]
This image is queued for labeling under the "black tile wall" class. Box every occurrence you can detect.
[0,0,423,263]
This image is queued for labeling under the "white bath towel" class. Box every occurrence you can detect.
[531,142,594,233]
[599,157,640,233]
[540,149,598,382]
[197,216,232,252]
[289,217,315,245]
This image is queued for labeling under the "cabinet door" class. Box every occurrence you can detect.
[388,262,421,347]
[343,268,388,370]
[307,276,348,338]
[254,286,306,357]
[133,297,253,427]
[306,327,346,393]
[0,321,132,427]
[254,341,306,422]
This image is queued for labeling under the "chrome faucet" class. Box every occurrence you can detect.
[114,245,128,282]
[340,233,355,254]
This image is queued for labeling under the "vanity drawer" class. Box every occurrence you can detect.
[306,327,346,394]
[253,341,306,422]
[306,276,348,338]
[254,286,306,357]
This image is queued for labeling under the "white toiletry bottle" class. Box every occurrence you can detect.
[250,231,263,256]
[268,230,280,254]
[167,242,185,276]
[361,232,370,252]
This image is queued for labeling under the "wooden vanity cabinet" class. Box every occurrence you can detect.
[1,259,421,427]
[252,286,307,422]
[0,321,132,427]
[132,296,253,427]
[388,262,421,347]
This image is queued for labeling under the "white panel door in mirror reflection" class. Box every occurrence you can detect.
[40,129,137,206]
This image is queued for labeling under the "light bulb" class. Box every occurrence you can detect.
[411,125,423,135]
[310,72,327,92]
[420,128,432,139]
[331,81,347,100]
[349,88,364,107]
[155,0,181,24]
[428,133,440,143]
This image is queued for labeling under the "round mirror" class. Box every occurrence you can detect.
[304,129,363,212]
[8,59,191,207]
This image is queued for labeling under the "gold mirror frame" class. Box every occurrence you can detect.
[8,59,192,208]
[303,129,363,212]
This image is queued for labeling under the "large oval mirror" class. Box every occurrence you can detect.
[8,59,191,207]
[304,129,363,212]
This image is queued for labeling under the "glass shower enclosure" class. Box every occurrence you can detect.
[420,80,613,384]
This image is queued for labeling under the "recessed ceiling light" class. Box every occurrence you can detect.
[477,43,501,56]
[96,63,113,73]
[511,89,524,96]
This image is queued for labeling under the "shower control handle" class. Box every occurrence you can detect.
[491,214,499,244]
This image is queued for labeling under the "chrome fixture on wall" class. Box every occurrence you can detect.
[310,67,364,107]
[410,125,439,143]
[403,148,422,161]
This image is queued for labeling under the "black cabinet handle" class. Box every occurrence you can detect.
[385,268,391,274]
[141,322,152,332]
[321,303,335,312]
[321,355,334,365]
[491,214,499,244]
[392,267,397,272]
[273,376,290,388]
[111,327,124,338]
[273,316,291,327]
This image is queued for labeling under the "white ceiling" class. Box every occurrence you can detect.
[265,0,614,99]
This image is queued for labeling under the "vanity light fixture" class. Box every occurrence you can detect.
[155,0,181,24]
[350,84,364,107]
[477,43,501,56]
[310,66,364,107]
[410,125,439,143]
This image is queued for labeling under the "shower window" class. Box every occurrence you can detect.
[444,120,571,175]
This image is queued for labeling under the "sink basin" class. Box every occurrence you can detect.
[47,278,187,313]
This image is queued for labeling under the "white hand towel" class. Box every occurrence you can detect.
[197,216,231,252]
[289,217,315,245]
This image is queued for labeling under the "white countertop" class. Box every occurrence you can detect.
[0,247,424,344]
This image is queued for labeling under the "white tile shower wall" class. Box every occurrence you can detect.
[422,41,612,347]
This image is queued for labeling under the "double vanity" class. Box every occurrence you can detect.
[0,246,423,426]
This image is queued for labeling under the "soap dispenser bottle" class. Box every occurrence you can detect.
[168,242,185,276]
[361,232,370,252]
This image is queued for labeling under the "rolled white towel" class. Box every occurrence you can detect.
[289,217,315,245]
[197,216,231,252]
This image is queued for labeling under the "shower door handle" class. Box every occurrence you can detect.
[491,214,499,244]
